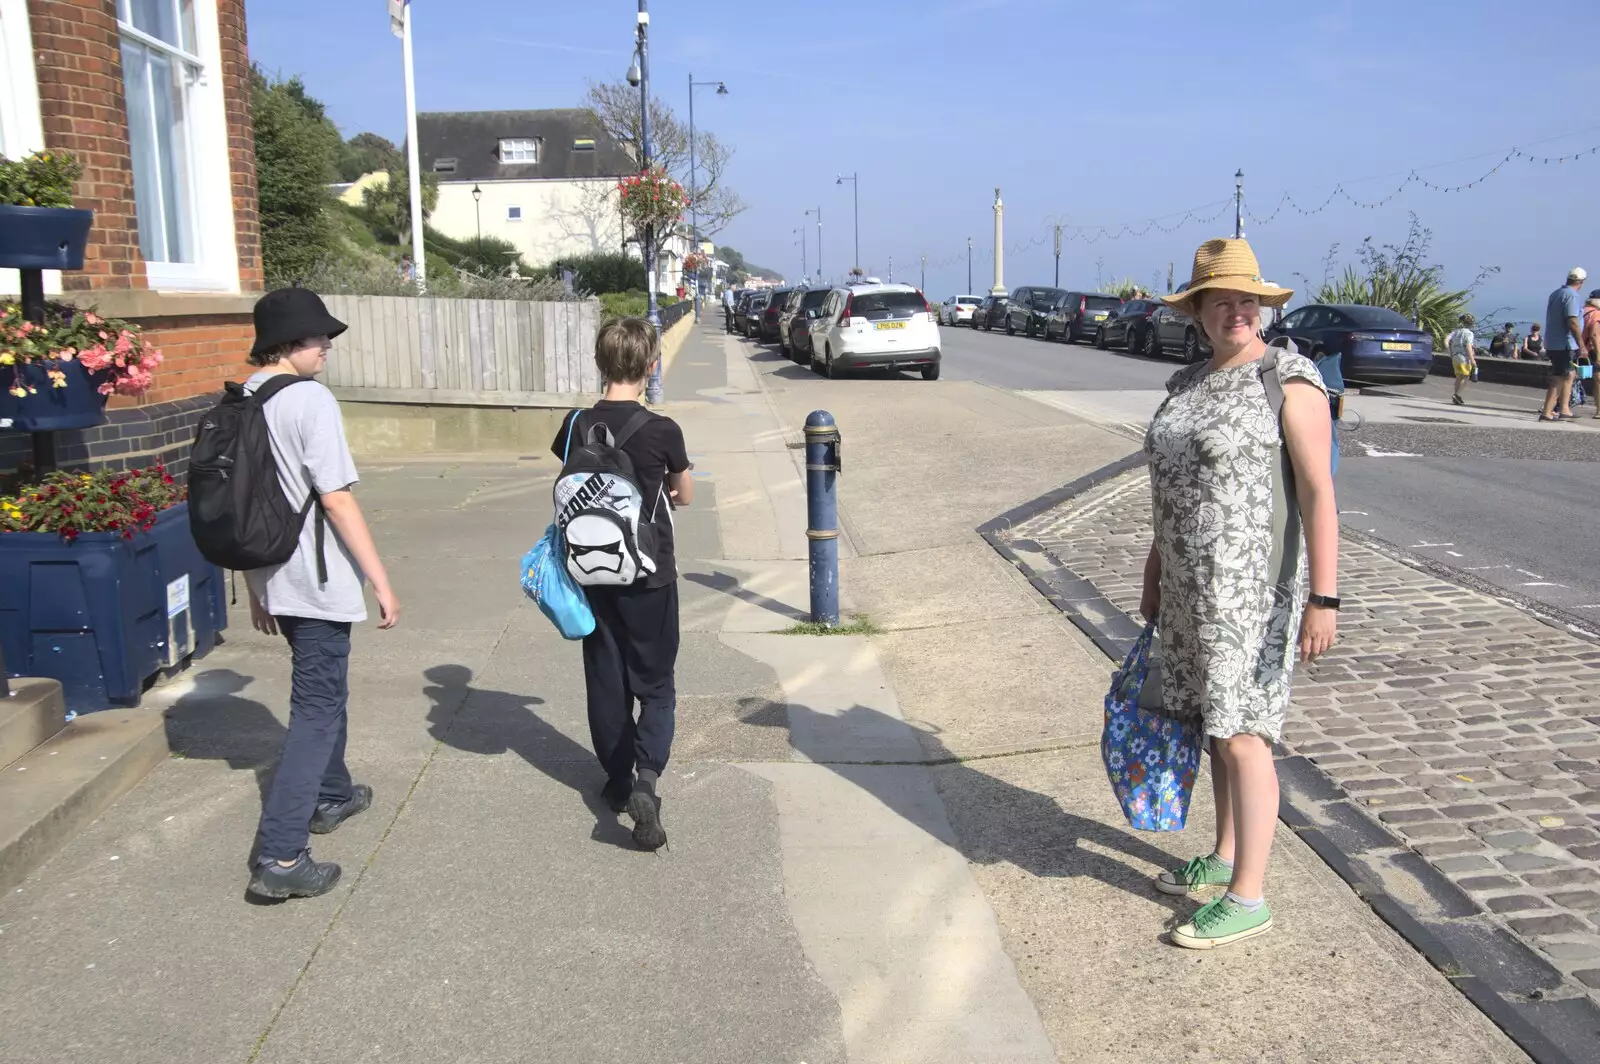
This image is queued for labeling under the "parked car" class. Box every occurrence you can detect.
[971,293,1010,331]
[810,283,941,380]
[760,287,796,342]
[939,294,982,326]
[1095,298,1163,352]
[1003,286,1068,337]
[1264,303,1433,384]
[1044,292,1123,344]
[788,288,833,362]
[777,287,809,352]
[739,290,769,337]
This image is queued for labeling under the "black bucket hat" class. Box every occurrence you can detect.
[251,287,347,356]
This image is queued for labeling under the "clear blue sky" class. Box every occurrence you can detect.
[247,0,1600,320]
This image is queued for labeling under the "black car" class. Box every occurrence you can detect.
[971,294,1010,331]
[787,287,833,362]
[1003,285,1068,337]
[1044,291,1123,344]
[1264,303,1433,384]
[1095,298,1163,352]
[760,287,796,342]
[739,291,770,337]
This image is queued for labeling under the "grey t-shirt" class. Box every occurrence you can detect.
[241,370,367,623]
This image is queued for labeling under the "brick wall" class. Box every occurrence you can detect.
[26,0,145,291]
[216,0,263,292]
[119,316,254,406]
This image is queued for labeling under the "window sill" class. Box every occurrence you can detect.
[55,290,258,321]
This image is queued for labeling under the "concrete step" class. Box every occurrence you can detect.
[0,707,169,894]
[0,679,68,770]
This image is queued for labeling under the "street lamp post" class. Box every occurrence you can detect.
[836,172,859,272]
[628,2,664,404]
[388,0,425,292]
[795,226,806,279]
[687,72,728,324]
[1234,168,1244,239]
[920,254,925,294]
[967,235,972,293]
[1053,223,1062,288]
[471,183,482,269]
[806,206,822,283]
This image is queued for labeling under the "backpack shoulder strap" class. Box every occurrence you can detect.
[249,373,316,405]
[1258,344,1286,422]
[562,410,583,461]
[611,409,654,450]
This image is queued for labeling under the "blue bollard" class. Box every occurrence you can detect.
[804,410,842,626]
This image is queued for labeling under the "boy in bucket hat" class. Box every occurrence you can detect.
[242,288,401,900]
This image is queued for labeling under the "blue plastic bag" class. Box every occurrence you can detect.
[1102,622,1203,832]
[520,523,595,640]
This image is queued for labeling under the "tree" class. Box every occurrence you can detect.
[360,162,439,247]
[252,67,342,282]
[583,79,746,255]
[1312,214,1497,348]
[337,132,402,183]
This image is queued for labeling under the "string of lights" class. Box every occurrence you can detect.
[888,128,1600,282]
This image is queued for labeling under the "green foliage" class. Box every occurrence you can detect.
[781,615,882,636]
[337,132,402,183]
[534,251,647,295]
[1099,277,1147,300]
[716,244,778,285]
[596,290,680,320]
[286,255,573,302]
[359,163,439,245]
[252,67,342,282]
[1312,214,1494,348]
[0,149,82,208]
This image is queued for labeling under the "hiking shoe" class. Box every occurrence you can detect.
[1155,853,1233,896]
[309,783,373,835]
[1172,897,1273,950]
[1451,394,1465,406]
[247,851,341,900]
[601,776,634,814]
[626,782,667,852]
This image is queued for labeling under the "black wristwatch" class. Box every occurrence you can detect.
[1307,593,1341,610]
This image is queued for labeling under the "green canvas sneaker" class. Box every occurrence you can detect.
[1154,853,1233,896]
[1172,897,1274,950]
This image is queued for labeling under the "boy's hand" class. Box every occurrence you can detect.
[374,585,400,630]
[249,593,278,637]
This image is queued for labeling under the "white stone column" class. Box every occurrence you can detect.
[990,187,1006,295]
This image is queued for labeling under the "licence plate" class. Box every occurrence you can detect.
[875,321,906,330]
[1093,313,1108,321]
[1381,342,1411,351]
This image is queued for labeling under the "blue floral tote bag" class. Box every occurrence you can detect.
[1102,622,1203,832]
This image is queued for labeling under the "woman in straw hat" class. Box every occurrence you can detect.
[1141,238,1340,949]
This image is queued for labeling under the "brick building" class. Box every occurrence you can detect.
[0,0,262,477]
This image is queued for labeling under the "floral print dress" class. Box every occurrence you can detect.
[1143,351,1326,742]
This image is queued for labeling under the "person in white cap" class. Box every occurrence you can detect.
[1540,267,1588,421]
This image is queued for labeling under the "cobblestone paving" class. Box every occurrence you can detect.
[1007,469,1600,999]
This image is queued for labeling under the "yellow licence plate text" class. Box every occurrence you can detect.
[875,321,906,330]
[1381,342,1411,351]
[1094,314,1108,320]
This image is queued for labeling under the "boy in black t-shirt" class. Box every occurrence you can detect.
[551,318,692,850]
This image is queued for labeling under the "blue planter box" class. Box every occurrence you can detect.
[0,358,111,432]
[0,503,228,713]
[0,205,94,271]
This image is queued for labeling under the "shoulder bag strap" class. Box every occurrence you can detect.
[563,410,582,461]
[611,409,654,450]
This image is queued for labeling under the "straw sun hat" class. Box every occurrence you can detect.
[1162,238,1293,316]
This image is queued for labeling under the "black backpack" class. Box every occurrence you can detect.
[188,375,326,581]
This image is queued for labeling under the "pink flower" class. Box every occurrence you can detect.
[96,381,115,396]
[79,345,111,372]
[84,312,101,325]
[98,330,109,340]
[114,332,133,355]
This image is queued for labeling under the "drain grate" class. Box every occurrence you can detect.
[1396,415,1465,424]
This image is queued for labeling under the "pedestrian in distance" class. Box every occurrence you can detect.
[723,285,737,334]
[240,289,401,900]
[1488,322,1517,359]
[1539,267,1587,421]
[1445,313,1478,406]
[1522,322,1544,361]
[1143,238,1339,950]
[550,319,693,851]
[1585,290,1600,419]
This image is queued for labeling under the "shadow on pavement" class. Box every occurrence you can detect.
[742,697,1190,916]
[683,570,808,624]
[163,668,284,810]
[422,664,634,850]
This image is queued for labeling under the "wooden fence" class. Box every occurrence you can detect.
[319,295,601,398]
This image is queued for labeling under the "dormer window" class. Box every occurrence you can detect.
[498,137,538,163]
[432,157,457,174]
[572,138,596,152]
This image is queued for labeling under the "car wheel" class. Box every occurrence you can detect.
[1143,323,1160,359]
[1005,317,1016,336]
[921,361,941,381]
[1096,327,1107,350]
[822,346,836,379]
[1183,328,1202,364]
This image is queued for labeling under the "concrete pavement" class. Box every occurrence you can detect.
[0,321,1532,1063]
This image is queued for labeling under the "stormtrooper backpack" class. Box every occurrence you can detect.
[552,410,664,586]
